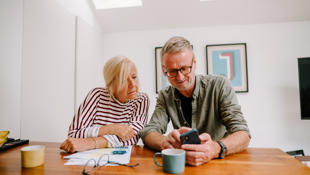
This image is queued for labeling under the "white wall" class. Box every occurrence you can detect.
[20,0,105,142]
[0,0,23,138]
[0,0,104,142]
[21,0,76,142]
[75,18,105,110]
[55,0,101,32]
[102,21,310,153]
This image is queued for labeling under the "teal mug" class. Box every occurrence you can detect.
[153,149,185,174]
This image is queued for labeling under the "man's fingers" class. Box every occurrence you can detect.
[178,127,192,135]
[168,130,182,147]
[167,134,177,145]
[181,143,202,152]
[185,150,208,166]
[170,129,182,143]
[165,144,174,149]
[186,157,204,166]
[199,133,211,143]
[161,141,175,150]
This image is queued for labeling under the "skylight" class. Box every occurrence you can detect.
[92,0,143,9]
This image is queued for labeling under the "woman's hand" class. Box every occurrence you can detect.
[100,124,136,141]
[113,124,136,140]
[60,138,95,153]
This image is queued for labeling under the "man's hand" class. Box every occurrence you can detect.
[60,138,95,153]
[160,127,192,150]
[160,130,179,149]
[181,133,220,166]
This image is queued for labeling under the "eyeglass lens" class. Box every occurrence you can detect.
[167,67,191,77]
[165,58,193,78]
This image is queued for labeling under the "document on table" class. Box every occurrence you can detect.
[63,146,132,166]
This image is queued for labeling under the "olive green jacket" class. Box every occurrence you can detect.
[139,75,250,141]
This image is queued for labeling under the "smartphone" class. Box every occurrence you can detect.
[180,129,201,145]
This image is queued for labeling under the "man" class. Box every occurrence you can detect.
[139,36,250,166]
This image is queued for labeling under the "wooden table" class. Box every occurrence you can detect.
[0,142,309,175]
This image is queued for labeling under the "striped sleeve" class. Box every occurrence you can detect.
[129,93,149,134]
[67,88,101,138]
[104,93,150,147]
[103,135,123,147]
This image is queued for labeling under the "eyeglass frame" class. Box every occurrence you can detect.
[162,58,194,78]
[82,154,139,175]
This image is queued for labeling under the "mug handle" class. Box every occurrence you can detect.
[153,152,163,167]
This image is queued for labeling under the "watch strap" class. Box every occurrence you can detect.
[217,140,227,159]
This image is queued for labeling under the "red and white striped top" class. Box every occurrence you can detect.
[68,87,149,147]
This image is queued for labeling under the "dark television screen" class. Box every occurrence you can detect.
[298,57,310,119]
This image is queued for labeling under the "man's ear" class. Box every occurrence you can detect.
[192,57,197,70]
[161,65,167,76]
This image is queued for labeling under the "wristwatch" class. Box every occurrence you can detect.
[216,140,227,159]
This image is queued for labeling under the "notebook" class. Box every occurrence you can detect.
[0,138,29,152]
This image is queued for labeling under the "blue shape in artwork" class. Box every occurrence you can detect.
[212,50,242,86]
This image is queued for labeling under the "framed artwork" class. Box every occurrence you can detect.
[155,47,170,93]
[206,43,248,93]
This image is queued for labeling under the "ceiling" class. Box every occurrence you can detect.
[92,0,310,33]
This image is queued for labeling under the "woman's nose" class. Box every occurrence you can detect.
[128,78,135,88]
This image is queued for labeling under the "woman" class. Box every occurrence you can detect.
[60,56,149,153]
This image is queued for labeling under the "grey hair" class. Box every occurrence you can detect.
[160,36,194,63]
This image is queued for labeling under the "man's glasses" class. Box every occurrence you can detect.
[82,154,139,175]
[163,59,193,78]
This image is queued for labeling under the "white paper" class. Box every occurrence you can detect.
[303,161,310,167]
[64,146,132,166]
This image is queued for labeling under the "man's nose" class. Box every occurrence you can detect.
[175,70,184,80]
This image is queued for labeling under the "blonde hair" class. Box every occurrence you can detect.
[161,36,194,63]
[103,56,136,95]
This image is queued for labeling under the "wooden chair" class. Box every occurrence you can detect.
[286,149,305,156]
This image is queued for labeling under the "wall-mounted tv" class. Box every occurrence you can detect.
[298,57,310,120]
